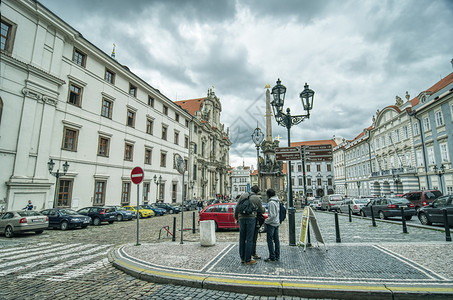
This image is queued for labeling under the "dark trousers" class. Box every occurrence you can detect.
[266,224,280,260]
[239,218,256,262]
[252,224,259,256]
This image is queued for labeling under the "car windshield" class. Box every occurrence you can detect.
[17,211,41,216]
[115,206,126,211]
[426,191,442,200]
[105,208,115,213]
[389,198,410,204]
[140,205,152,209]
[59,209,79,215]
[356,200,369,204]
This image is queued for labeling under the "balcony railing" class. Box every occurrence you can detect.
[370,167,416,177]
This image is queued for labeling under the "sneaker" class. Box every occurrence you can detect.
[252,255,261,260]
[264,258,276,262]
[241,260,245,264]
[245,259,257,265]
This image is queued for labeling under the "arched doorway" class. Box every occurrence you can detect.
[373,181,381,196]
[316,189,324,197]
[382,181,391,196]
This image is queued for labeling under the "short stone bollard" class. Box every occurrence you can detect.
[200,220,216,246]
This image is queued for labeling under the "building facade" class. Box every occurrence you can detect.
[230,165,251,199]
[1,0,195,210]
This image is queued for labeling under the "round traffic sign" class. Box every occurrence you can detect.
[131,167,144,184]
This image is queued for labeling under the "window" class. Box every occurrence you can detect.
[104,69,115,84]
[172,184,177,202]
[161,126,167,140]
[298,165,302,172]
[317,178,322,186]
[388,133,393,144]
[148,96,154,107]
[413,122,420,136]
[159,182,165,201]
[121,182,130,204]
[175,113,180,122]
[1,18,16,53]
[423,117,430,131]
[327,164,331,171]
[68,83,82,107]
[127,110,135,127]
[146,118,153,135]
[194,125,198,133]
[291,178,294,186]
[163,105,168,116]
[57,179,73,207]
[328,178,332,186]
[101,98,113,118]
[440,144,449,162]
[72,48,86,67]
[307,165,311,172]
[129,84,137,97]
[298,178,303,185]
[427,147,435,165]
[193,143,197,154]
[160,152,167,167]
[193,164,197,180]
[145,148,152,165]
[405,152,411,167]
[143,183,150,204]
[185,119,189,127]
[290,164,294,172]
[403,126,408,139]
[184,136,189,149]
[435,111,444,127]
[62,127,78,151]
[394,129,400,142]
[317,165,321,172]
[376,139,380,149]
[307,178,312,185]
[174,131,179,145]
[124,143,134,161]
[94,181,106,205]
[381,136,386,147]
[98,136,110,157]
[202,142,205,157]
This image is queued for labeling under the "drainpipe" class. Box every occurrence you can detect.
[409,112,430,189]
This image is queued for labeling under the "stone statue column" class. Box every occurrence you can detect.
[265,85,272,142]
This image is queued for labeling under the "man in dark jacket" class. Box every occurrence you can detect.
[234,185,264,265]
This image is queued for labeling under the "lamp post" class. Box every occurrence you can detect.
[48,159,69,208]
[153,175,162,203]
[356,181,361,197]
[190,180,195,198]
[433,164,446,194]
[251,125,264,188]
[393,174,401,194]
[270,78,314,246]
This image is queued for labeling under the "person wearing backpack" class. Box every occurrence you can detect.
[234,185,264,265]
[264,188,280,262]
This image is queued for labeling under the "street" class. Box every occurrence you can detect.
[1,209,451,299]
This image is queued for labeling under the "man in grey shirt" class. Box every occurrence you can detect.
[264,188,280,262]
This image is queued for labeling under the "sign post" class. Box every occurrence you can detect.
[131,167,144,246]
[299,206,327,251]
[174,154,186,244]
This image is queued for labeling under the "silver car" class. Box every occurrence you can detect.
[337,198,370,214]
[0,210,49,238]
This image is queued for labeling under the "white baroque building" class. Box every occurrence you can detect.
[0,0,198,210]
[230,164,251,199]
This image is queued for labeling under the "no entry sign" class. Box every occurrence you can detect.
[131,167,144,184]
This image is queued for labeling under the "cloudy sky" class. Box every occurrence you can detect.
[39,0,453,168]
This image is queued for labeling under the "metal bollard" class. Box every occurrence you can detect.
[192,211,196,234]
[348,204,352,222]
[401,207,408,233]
[172,217,176,242]
[307,223,311,246]
[334,211,341,243]
[370,205,377,227]
[443,209,451,242]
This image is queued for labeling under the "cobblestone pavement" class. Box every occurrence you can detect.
[1,209,450,299]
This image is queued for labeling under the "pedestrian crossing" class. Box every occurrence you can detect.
[0,243,113,281]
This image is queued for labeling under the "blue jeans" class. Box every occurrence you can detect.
[239,218,256,262]
[266,224,280,260]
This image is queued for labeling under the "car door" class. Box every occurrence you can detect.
[213,204,230,228]
[429,196,449,223]
[42,209,58,227]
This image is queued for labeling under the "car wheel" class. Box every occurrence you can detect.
[60,221,69,231]
[117,214,123,221]
[139,213,143,218]
[418,212,431,225]
[81,224,88,229]
[35,230,44,234]
[5,226,14,238]
[108,221,114,224]
[378,211,386,220]
[405,216,412,221]
[214,222,219,232]
[169,209,174,214]
[360,210,366,217]
[93,217,101,226]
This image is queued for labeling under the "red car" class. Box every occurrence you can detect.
[199,202,267,231]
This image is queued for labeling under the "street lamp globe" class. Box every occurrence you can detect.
[47,159,55,173]
[300,83,315,112]
[63,161,69,174]
[271,78,286,113]
[251,126,264,146]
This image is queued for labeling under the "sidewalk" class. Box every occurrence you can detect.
[109,212,453,299]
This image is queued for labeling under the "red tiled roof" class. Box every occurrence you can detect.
[410,72,453,107]
[250,170,258,176]
[290,139,337,147]
[174,98,204,116]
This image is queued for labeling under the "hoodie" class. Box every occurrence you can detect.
[265,196,280,227]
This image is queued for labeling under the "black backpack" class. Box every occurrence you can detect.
[236,195,254,215]
[279,202,287,223]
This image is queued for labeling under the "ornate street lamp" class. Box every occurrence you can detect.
[48,158,69,208]
[433,164,446,194]
[153,175,162,203]
[251,124,264,187]
[392,174,401,194]
[189,180,195,198]
[270,78,314,246]
[356,181,361,197]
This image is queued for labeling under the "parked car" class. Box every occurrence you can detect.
[140,204,165,216]
[310,199,322,210]
[337,198,369,214]
[360,197,416,220]
[77,207,116,225]
[183,200,198,211]
[154,203,181,214]
[41,208,91,230]
[199,202,268,231]
[403,190,442,211]
[418,195,453,226]
[0,210,49,238]
[106,205,135,221]
[123,205,155,218]
[321,194,345,211]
